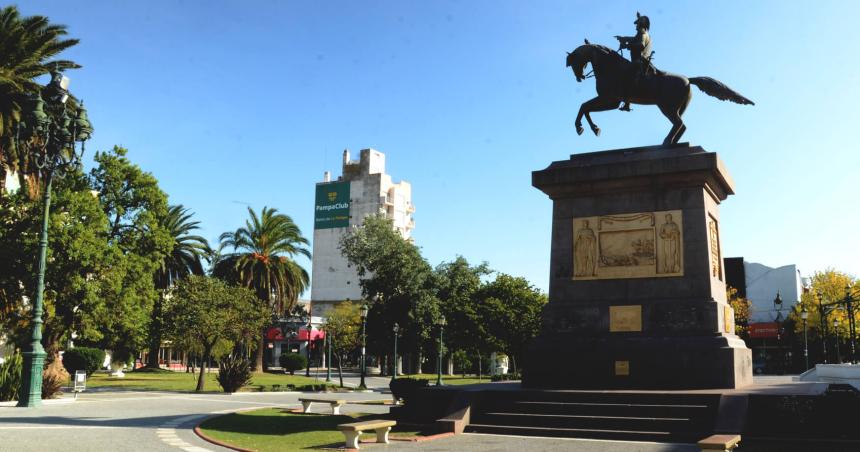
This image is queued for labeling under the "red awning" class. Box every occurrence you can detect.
[265,327,285,341]
[296,327,326,341]
[265,326,325,341]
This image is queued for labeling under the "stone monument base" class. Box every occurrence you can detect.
[523,143,752,390]
[524,333,751,389]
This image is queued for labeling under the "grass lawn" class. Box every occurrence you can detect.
[198,408,423,452]
[399,373,499,385]
[86,370,334,393]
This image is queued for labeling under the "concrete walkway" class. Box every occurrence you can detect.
[0,390,390,451]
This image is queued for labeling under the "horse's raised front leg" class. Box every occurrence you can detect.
[577,96,621,137]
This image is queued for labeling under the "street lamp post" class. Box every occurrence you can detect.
[845,284,856,364]
[391,323,399,382]
[834,318,842,364]
[801,305,809,370]
[15,70,92,408]
[817,290,829,364]
[306,320,312,377]
[773,291,783,373]
[325,328,332,382]
[436,316,446,386]
[359,303,368,390]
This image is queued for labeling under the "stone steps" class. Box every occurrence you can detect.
[464,390,720,442]
[465,423,701,443]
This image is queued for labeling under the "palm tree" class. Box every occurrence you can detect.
[0,6,80,195]
[216,206,310,372]
[146,205,211,369]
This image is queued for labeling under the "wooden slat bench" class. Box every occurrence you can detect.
[698,434,741,452]
[297,397,346,415]
[337,419,397,449]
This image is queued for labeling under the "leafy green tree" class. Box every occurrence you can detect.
[434,257,493,377]
[728,286,752,340]
[789,269,858,343]
[0,5,80,195]
[88,146,171,362]
[0,146,171,378]
[146,205,210,368]
[215,206,310,372]
[339,215,439,373]
[475,274,547,373]
[323,301,361,387]
[0,170,112,377]
[163,275,268,392]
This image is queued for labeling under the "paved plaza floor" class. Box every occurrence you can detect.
[0,375,845,452]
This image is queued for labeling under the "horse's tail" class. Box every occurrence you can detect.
[689,77,754,105]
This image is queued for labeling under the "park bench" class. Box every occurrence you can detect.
[337,419,397,449]
[298,397,346,415]
[698,434,741,452]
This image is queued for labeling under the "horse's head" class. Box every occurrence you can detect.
[566,40,592,82]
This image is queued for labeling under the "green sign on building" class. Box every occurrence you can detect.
[314,181,350,229]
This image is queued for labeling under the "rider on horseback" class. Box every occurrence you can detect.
[615,12,653,112]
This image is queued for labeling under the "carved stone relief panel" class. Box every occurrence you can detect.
[708,215,722,281]
[572,210,683,280]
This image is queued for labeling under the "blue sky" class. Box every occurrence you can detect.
[17,1,860,294]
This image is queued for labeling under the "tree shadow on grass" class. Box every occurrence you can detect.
[201,408,440,450]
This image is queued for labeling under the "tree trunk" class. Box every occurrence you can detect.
[196,347,211,392]
[253,334,264,373]
[510,355,517,375]
[477,351,482,380]
[146,295,164,368]
[336,353,344,388]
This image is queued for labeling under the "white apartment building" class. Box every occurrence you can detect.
[310,148,414,318]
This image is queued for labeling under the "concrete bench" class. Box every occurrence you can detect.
[298,397,346,415]
[698,434,741,452]
[337,419,397,449]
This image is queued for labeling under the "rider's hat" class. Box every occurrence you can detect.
[634,12,650,30]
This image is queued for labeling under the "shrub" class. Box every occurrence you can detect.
[490,372,521,382]
[62,347,105,377]
[0,353,23,402]
[389,377,429,404]
[217,355,252,393]
[279,353,307,375]
[41,372,64,399]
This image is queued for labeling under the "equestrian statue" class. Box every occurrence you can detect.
[566,12,753,145]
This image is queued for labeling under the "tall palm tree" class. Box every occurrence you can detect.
[216,206,310,372]
[0,6,80,194]
[146,205,211,369]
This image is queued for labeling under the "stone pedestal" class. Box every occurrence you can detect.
[522,144,752,389]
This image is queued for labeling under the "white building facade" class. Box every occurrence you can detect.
[310,148,414,318]
[725,257,803,323]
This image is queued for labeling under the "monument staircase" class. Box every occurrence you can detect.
[464,390,722,442]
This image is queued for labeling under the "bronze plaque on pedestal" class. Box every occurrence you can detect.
[615,361,630,376]
[609,305,642,332]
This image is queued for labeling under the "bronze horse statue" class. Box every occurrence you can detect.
[566,40,754,145]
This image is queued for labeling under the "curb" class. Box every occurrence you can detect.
[192,406,453,451]
[194,425,255,452]
[192,406,272,452]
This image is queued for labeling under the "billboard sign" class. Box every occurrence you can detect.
[749,322,779,339]
[314,182,350,229]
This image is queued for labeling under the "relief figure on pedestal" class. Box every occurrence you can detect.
[659,213,681,273]
[574,220,597,277]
